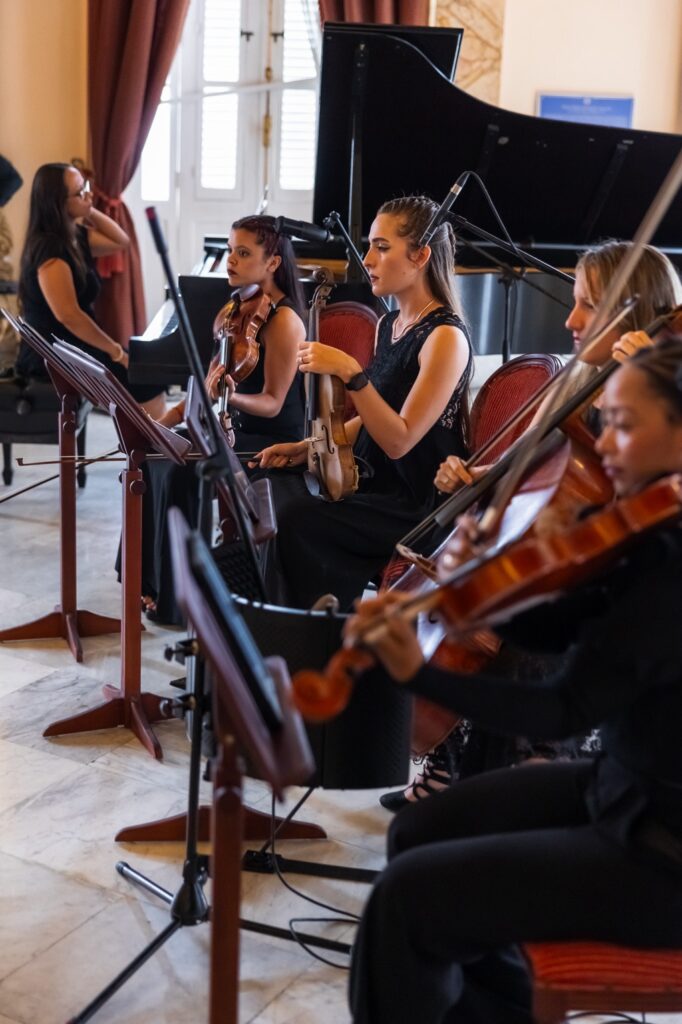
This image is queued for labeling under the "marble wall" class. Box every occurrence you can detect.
[435,0,505,104]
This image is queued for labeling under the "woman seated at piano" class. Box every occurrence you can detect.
[347,336,682,1024]
[139,214,307,624]
[16,163,165,415]
[250,194,473,612]
[381,240,682,812]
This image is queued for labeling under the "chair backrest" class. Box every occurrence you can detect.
[469,353,563,463]
[318,301,378,419]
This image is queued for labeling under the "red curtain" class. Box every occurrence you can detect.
[319,0,430,24]
[88,0,190,345]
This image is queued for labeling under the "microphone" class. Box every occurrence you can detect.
[273,216,333,245]
[419,172,471,247]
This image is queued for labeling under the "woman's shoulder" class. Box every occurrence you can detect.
[30,233,71,270]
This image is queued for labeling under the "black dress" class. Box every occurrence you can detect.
[134,297,305,625]
[260,307,472,610]
[17,226,159,403]
[350,524,682,1024]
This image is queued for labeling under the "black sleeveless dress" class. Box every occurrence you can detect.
[132,297,305,625]
[260,307,472,610]
[17,226,160,403]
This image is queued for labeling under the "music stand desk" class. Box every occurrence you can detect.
[42,340,190,758]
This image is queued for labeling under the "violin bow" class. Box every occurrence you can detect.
[477,146,682,542]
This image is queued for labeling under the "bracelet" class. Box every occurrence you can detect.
[111,343,125,363]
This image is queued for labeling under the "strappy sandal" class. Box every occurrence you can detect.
[379,743,453,813]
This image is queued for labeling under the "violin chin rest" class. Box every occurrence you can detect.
[310,593,340,613]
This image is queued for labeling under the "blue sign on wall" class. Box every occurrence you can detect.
[538,94,634,129]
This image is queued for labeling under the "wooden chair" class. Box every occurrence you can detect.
[525,941,682,1023]
[318,299,378,419]
[380,352,563,590]
[468,352,563,460]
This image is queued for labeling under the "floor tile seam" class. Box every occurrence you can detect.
[0,895,125,993]
[241,955,327,1024]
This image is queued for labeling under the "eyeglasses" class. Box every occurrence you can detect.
[69,180,92,200]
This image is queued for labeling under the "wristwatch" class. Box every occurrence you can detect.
[345,370,369,392]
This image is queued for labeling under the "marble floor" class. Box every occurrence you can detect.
[0,411,679,1024]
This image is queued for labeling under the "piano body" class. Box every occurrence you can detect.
[130,22,682,385]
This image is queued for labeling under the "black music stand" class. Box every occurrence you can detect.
[41,339,191,758]
[0,313,120,660]
[67,510,327,1024]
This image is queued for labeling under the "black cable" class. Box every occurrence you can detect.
[268,793,360,970]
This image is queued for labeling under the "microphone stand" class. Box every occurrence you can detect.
[449,213,575,364]
[323,210,391,314]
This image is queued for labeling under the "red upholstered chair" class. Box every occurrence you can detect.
[525,941,682,1023]
[380,353,563,589]
[318,300,378,419]
[468,352,563,460]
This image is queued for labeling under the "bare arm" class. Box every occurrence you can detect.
[37,258,126,365]
[301,325,469,460]
[229,306,305,418]
[81,208,130,257]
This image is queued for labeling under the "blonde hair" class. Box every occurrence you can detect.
[577,240,682,333]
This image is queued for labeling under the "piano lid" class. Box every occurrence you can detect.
[312,24,682,252]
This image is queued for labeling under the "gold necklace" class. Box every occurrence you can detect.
[391,299,436,342]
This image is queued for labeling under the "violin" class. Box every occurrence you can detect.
[304,269,359,501]
[291,473,682,722]
[212,284,273,446]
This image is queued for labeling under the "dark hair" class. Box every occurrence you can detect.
[377,194,464,320]
[577,240,682,333]
[231,215,306,318]
[18,163,85,307]
[377,195,471,444]
[630,337,682,422]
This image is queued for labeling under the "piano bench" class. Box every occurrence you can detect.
[0,377,91,487]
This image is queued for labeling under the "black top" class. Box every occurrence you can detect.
[231,296,305,443]
[407,524,682,845]
[355,307,472,510]
[16,226,160,403]
[17,225,99,378]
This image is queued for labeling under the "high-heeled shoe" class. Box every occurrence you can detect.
[379,743,453,813]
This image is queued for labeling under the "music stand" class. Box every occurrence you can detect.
[41,338,191,758]
[0,312,120,660]
[67,509,324,1024]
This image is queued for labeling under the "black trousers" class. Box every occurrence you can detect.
[349,761,682,1024]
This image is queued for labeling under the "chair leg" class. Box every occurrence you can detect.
[76,419,86,489]
[2,442,12,486]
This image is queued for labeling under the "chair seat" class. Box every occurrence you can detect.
[525,941,682,991]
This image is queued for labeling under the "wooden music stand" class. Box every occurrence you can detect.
[116,374,323,841]
[0,313,120,660]
[41,339,191,758]
[67,510,322,1024]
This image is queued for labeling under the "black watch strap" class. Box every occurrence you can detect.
[346,370,369,392]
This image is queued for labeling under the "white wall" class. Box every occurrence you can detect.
[499,0,682,133]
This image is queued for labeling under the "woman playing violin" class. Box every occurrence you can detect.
[348,337,682,1024]
[385,241,682,811]
[251,195,473,611]
[138,215,307,625]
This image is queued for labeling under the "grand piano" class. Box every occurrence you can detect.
[129,21,682,386]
